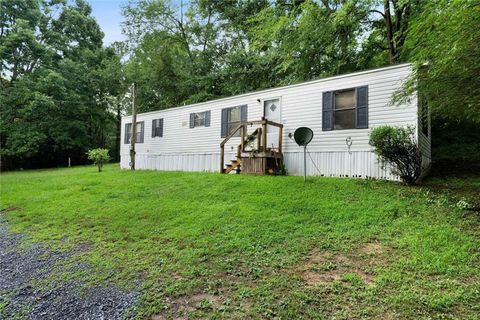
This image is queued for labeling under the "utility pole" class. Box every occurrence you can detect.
[129,83,137,170]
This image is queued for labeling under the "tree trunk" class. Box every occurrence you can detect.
[116,105,121,162]
[130,83,137,170]
[384,0,397,64]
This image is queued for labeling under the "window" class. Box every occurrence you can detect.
[322,86,368,131]
[189,111,211,128]
[221,105,247,138]
[334,89,356,130]
[152,118,163,137]
[124,121,144,144]
[227,106,241,135]
[195,112,206,127]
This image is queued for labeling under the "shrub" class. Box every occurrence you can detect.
[87,148,111,172]
[369,126,422,185]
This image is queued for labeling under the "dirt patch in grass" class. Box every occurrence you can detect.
[298,242,391,287]
[360,242,384,255]
[300,250,347,285]
[170,272,184,281]
[152,292,223,320]
[0,206,20,215]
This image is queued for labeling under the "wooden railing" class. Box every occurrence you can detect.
[220,118,283,173]
[249,127,263,151]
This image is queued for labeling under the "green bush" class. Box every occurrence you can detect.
[369,126,422,185]
[86,148,111,172]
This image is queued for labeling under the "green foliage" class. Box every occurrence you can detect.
[248,0,370,81]
[86,148,111,172]
[121,0,376,113]
[0,0,124,170]
[1,165,479,318]
[119,0,433,115]
[369,126,422,185]
[431,117,480,162]
[122,0,223,112]
[401,0,480,124]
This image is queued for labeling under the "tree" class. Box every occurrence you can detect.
[87,148,111,172]
[372,0,421,64]
[402,0,480,124]
[121,0,274,112]
[0,0,123,170]
[248,0,370,82]
[95,44,129,162]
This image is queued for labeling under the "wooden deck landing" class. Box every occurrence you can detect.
[220,119,284,175]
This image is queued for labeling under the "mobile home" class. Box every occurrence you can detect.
[120,63,431,180]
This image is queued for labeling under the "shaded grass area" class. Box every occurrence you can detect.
[423,172,480,210]
[1,164,479,319]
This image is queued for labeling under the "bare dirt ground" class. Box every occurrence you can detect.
[297,241,390,287]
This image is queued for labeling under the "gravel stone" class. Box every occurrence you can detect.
[0,220,139,319]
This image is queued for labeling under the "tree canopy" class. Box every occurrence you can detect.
[403,0,480,124]
[1,0,126,169]
[121,0,479,120]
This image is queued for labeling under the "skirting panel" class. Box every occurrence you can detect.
[120,153,235,173]
[120,151,398,180]
[283,151,396,180]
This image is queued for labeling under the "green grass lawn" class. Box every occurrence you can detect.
[1,164,479,319]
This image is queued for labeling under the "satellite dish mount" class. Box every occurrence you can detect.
[293,127,314,183]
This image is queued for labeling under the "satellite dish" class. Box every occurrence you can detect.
[294,127,314,146]
[293,127,314,183]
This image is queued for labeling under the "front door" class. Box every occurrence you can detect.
[263,98,281,150]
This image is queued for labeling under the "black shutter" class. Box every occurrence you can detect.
[189,113,195,128]
[240,105,248,122]
[139,122,144,143]
[356,86,368,129]
[124,123,131,144]
[159,118,163,137]
[322,92,333,131]
[151,119,156,137]
[221,108,228,138]
[205,110,211,127]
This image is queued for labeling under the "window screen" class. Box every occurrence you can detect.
[334,89,356,130]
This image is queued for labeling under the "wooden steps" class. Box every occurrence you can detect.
[220,119,283,174]
[222,159,241,174]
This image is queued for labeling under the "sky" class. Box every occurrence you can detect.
[88,0,185,46]
[88,0,127,46]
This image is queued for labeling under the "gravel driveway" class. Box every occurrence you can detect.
[0,219,139,319]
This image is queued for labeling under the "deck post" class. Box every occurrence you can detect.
[262,120,267,152]
[220,145,225,173]
[257,128,262,150]
[240,124,245,153]
[278,125,283,154]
